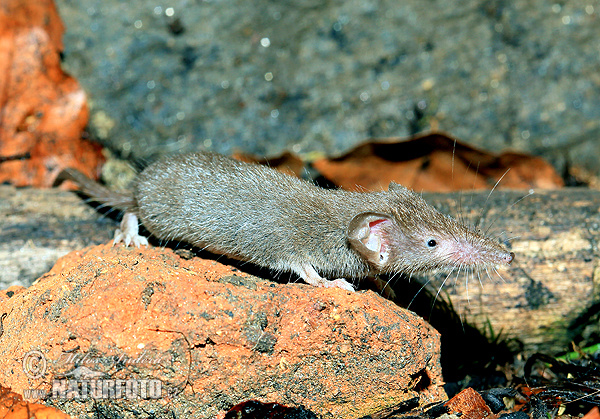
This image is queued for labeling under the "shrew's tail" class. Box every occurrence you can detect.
[54,168,135,212]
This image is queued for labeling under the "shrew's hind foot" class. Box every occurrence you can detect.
[113,213,149,247]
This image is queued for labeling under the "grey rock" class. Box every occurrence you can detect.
[55,0,600,174]
[0,185,113,288]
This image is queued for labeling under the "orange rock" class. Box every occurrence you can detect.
[0,244,445,418]
[0,286,26,304]
[0,0,104,187]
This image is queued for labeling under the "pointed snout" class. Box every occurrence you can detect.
[505,252,515,265]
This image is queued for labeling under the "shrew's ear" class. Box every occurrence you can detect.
[347,212,394,268]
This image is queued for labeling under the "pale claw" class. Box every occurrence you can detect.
[324,278,355,292]
[113,213,148,248]
[134,235,149,247]
[295,264,356,292]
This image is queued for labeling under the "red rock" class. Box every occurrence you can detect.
[0,0,104,187]
[0,244,445,418]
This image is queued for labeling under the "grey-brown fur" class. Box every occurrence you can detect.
[136,153,381,278]
[62,152,514,289]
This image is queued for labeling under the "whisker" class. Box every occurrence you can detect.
[493,267,506,284]
[378,274,395,297]
[508,189,535,210]
[485,267,493,283]
[453,264,463,301]
[486,168,510,202]
[451,264,462,288]
[407,278,432,310]
[432,268,456,310]
[470,161,481,208]
[483,214,500,236]
[465,266,470,303]
[457,158,475,226]
[451,138,456,184]
[476,268,484,288]
[385,272,400,289]
[476,168,511,229]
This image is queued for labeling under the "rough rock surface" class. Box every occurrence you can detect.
[0,244,445,418]
[54,0,600,175]
[0,0,105,187]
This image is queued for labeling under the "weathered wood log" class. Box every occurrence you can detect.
[0,185,113,289]
[419,188,600,355]
[1,185,598,354]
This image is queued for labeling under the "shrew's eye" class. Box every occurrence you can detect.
[427,239,437,248]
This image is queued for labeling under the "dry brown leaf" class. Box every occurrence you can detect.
[233,151,306,178]
[0,0,104,187]
[312,132,564,192]
[445,387,496,419]
[583,407,600,419]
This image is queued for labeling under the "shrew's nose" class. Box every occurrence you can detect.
[506,252,515,264]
